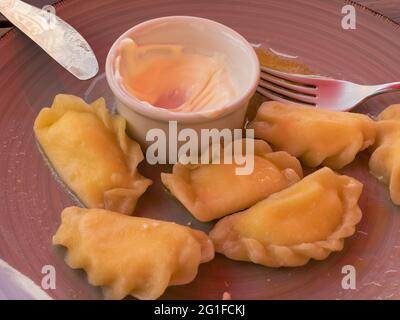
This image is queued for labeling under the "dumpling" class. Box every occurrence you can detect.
[34,94,152,214]
[209,167,363,267]
[53,207,214,300]
[161,139,303,222]
[249,101,375,169]
[369,104,400,205]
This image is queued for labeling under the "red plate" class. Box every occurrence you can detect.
[1,0,400,300]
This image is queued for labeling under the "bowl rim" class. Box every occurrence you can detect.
[105,15,260,123]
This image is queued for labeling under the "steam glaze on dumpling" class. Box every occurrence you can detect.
[249,101,376,169]
[161,139,303,222]
[209,167,363,267]
[369,104,400,205]
[53,207,214,300]
[34,94,152,214]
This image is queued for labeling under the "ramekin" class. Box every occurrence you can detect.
[106,16,260,147]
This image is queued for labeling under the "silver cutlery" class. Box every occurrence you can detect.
[0,0,98,80]
[259,66,400,111]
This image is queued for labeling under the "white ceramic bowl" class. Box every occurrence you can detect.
[106,16,260,147]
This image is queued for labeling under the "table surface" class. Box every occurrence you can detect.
[0,0,399,38]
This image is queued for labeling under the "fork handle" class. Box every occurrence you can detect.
[374,82,400,95]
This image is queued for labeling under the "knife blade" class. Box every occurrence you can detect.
[0,0,99,80]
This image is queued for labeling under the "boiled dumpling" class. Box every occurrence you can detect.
[53,207,214,300]
[34,94,152,214]
[161,139,303,222]
[369,104,400,205]
[249,101,375,169]
[209,167,363,267]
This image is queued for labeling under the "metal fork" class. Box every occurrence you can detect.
[258,66,400,111]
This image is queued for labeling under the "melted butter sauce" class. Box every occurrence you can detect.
[246,45,314,123]
[116,39,236,113]
[254,45,312,74]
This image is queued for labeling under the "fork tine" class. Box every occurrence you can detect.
[257,86,316,106]
[261,66,327,86]
[260,71,318,95]
[258,79,317,104]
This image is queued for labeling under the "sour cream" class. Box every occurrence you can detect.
[115,39,236,113]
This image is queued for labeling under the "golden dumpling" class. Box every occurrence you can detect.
[209,167,363,267]
[369,104,400,205]
[53,207,214,300]
[161,139,303,222]
[34,94,152,214]
[249,101,375,169]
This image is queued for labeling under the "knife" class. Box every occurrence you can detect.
[0,258,53,300]
[0,0,99,80]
